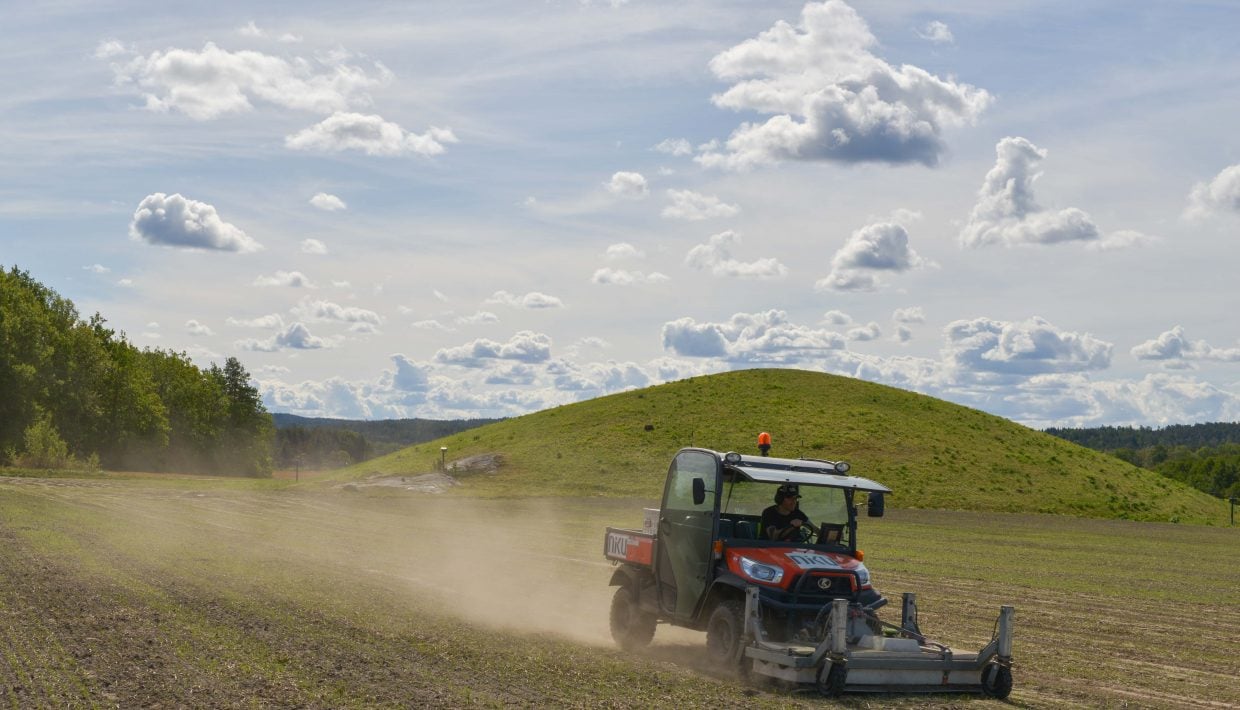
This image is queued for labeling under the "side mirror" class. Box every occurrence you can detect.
[867,492,885,518]
[692,478,706,506]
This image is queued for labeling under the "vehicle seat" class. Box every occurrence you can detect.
[734,520,757,539]
[717,519,734,538]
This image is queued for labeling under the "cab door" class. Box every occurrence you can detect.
[654,449,719,620]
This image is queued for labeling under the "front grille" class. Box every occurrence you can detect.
[792,572,856,598]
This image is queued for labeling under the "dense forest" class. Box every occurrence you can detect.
[1044,422,1240,450]
[0,266,272,476]
[1046,423,1240,499]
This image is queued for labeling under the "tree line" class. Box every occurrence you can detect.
[270,415,499,470]
[1,266,273,476]
[1046,423,1240,499]
[274,426,370,470]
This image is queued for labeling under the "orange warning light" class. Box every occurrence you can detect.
[757,431,772,456]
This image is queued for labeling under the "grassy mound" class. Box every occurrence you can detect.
[334,369,1228,524]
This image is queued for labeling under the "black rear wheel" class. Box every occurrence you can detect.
[609,586,656,650]
[705,599,745,669]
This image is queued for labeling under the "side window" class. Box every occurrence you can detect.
[664,450,716,511]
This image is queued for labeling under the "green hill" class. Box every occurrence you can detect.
[335,369,1229,524]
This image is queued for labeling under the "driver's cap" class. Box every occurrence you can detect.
[778,483,800,498]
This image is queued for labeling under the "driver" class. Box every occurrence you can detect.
[762,484,817,541]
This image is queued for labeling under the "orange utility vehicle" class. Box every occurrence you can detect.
[604,446,1014,697]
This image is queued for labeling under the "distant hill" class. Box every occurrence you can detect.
[272,413,499,457]
[329,369,1228,525]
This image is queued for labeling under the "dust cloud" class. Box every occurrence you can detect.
[359,497,624,646]
[11,478,695,651]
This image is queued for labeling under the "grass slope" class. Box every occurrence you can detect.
[337,369,1228,524]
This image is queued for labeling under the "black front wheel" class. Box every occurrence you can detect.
[817,661,847,697]
[704,599,745,669]
[609,586,656,651]
[981,663,1013,699]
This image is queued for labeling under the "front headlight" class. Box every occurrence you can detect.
[739,556,784,584]
[855,563,871,587]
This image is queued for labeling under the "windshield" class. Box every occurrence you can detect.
[719,478,851,547]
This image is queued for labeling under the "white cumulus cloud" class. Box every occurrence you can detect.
[698,1,990,169]
[893,307,925,323]
[960,137,1150,249]
[253,270,314,288]
[129,193,262,253]
[484,291,564,309]
[434,331,553,367]
[606,242,645,260]
[292,298,382,326]
[237,322,334,351]
[309,193,347,211]
[300,239,328,254]
[685,230,788,280]
[285,112,457,156]
[817,221,925,292]
[104,42,390,121]
[227,313,285,329]
[591,268,670,286]
[944,316,1112,376]
[456,311,501,325]
[185,319,214,336]
[605,171,649,198]
[662,189,740,220]
[1186,164,1240,218]
[662,310,846,363]
[653,138,693,156]
[847,322,882,341]
[1131,326,1240,364]
[917,20,954,45]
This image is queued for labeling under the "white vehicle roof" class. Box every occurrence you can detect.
[720,452,891,493]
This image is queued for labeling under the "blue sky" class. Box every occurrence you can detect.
[4,0,1240,426]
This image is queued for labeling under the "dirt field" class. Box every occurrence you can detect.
[2,474,1238,708]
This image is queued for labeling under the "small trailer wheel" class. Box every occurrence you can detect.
[817,662,847,697]
[981,663,1013,699]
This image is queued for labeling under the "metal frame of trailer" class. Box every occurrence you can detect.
[740,587,1015,696]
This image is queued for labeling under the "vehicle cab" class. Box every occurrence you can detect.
[654,448,890,639]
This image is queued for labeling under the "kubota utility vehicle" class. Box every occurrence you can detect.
[603,446,1014,697]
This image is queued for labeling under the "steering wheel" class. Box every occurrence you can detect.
[790,523,814,544]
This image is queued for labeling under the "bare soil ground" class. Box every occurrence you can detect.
[1,474,1237,708]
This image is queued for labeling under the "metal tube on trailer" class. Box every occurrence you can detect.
[998,606,1014,661]
[830,598,848,655]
